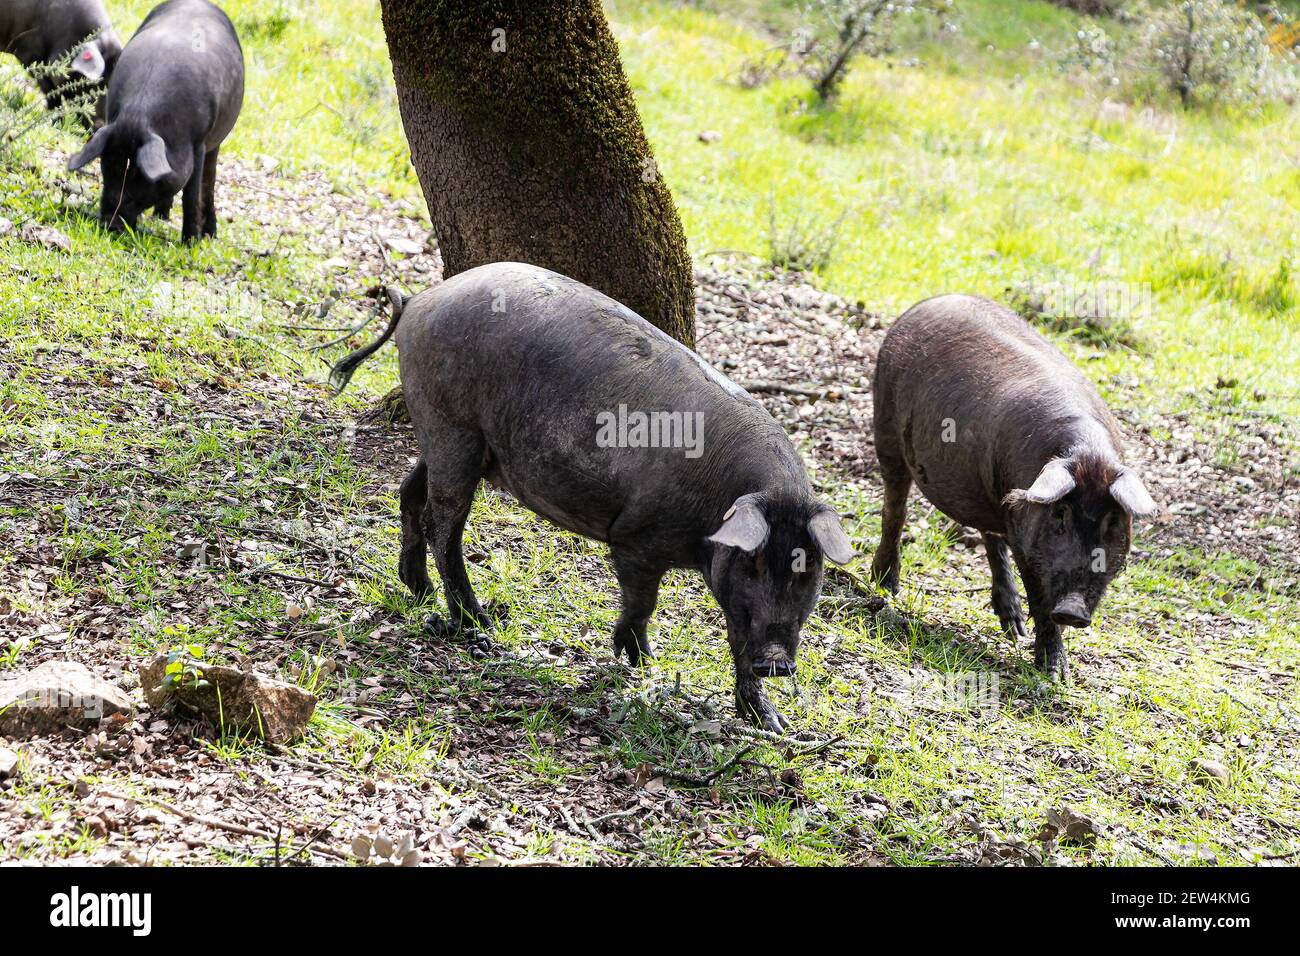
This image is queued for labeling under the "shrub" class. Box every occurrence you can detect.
[1066,1,1299,109]
[797,0,952,101]
[1007,280,1145,350]
[1048,0,1125,13]
[1138,0,1289,108]
[764,190,847,273]
[1,54,96,157]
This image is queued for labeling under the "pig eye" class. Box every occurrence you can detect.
[1052,504,1070,535]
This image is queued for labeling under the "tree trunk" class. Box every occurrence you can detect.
[378,0,696,346]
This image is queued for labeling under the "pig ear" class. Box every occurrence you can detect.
[136,134,172,182]
[70,43,106,82]
[808,509,854,566]
[708,495,769,553]
[67,124,112,171]
[1110,469,1158,518]
[1022,457,1076,505]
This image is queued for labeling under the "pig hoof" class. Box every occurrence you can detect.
[422,612,492,644]
[736,687,788,733]
[1034,649,1070,682]
[398,562,433,598]
[465,630,494,660]
[996,612,1029,641]
[422,613,451,636]
[612,631,653,667]
[869,559,899,595]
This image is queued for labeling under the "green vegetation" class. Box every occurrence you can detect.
[1,0,1296,865]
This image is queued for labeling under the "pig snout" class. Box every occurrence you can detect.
[1050,593,1091,628]
[750,644,796,678]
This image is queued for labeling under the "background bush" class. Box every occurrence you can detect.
[1066,0,1298,109]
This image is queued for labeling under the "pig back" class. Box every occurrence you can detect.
[2,0,112,64]
[395,263,810,549]
[875,294,1120,532]
[110,0,243,146]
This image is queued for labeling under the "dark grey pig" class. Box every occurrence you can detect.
[332,262,854,730]
[870,294,1157,679]
[66,0,244,241]
[1,0,122,119]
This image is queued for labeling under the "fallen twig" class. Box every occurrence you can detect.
[100,788,351,863]
[739,379,828,399]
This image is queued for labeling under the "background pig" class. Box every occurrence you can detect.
[332,263,854,731]
[870,294,1157,679]
[66,0,244,241]
[1,0,122,121]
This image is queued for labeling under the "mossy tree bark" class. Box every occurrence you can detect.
[379,0,696,346]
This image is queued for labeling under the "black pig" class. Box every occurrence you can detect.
[66,0,243,241]
[332,263,854,730]
[870,294,1157,679]
[1,0,122,120]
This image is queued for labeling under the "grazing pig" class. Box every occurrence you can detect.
[66,0,244,241]
[1,0,122,120]
[332,262,854,731]
[870,294,1157,679]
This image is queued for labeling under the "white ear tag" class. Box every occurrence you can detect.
[71,44,106,82]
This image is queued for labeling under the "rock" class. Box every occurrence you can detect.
[351,835,372,861]
[383,235,424,256]
[19,223,71,252]
[1035,807,1098,847]
[1189,758,1230,786]
[0,745,19,779]
[698,129,722,143]
[0,661,135,737]
[139,655,316,744]
[0,217,13,236]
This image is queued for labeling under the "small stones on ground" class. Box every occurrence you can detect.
[382,234,425,256]
[350,828,420,866]
[698,129,722,143]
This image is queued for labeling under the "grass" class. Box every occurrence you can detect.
[611,0,1298,419]
[2,0,1298,866]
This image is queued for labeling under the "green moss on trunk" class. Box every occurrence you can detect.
[379,0,695,345]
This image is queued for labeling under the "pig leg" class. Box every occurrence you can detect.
[420,431,491,644]
[397,460,433,598]
[870,451,912,593]
[608,551,662,666]
[155,196,172,219]
[201,147,219,238]
[180,143,206,243]
[734,666,787,733]
[1021,572,1069,681]
[982,533,1028,641]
